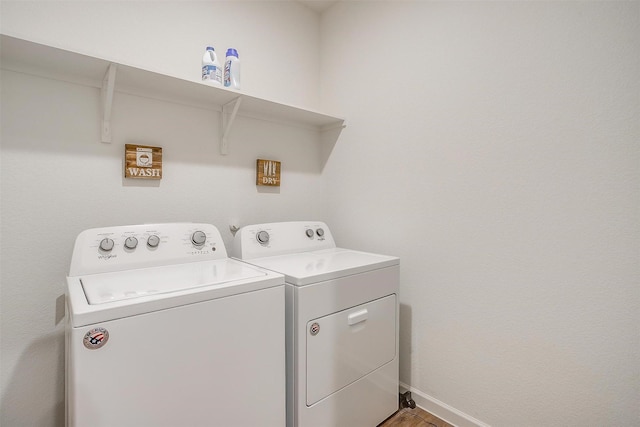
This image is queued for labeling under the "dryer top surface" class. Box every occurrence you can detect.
[244,248,399,286]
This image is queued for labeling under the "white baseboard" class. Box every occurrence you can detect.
[399,382,491,427]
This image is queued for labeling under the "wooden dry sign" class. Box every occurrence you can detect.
[256,159,281,186]
[125,144,162,179]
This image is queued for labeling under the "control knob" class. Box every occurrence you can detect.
[191,231,207,246]
[147,235,160,248]
[256,230,270,245]
[99,238,114,252]
[305,229,314,238]
[124,236,138,250]
[316,228,325,237]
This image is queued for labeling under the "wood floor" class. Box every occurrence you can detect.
[378,406,455,427]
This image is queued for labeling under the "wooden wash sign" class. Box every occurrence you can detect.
[125,144,162,179]
[256,159,281,187]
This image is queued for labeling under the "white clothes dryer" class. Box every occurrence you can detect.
[66,223,286,427]
[233,221,400,427]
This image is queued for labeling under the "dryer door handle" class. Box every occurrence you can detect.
[347,309,368,326]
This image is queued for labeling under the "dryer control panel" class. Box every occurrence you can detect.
[232,221,336,259]
[69,223,226,276]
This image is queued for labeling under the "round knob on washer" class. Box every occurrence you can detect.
[316,228,325,237]
[305,229,314,238]
[124,236,138,250]
[256,230,270,245]
[99,238,114,252]
[147,235,160,248]
[191,231,207,246]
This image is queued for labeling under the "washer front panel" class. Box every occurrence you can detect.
[68,285,286,427]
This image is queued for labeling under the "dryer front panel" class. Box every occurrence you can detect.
[306,294,396,406]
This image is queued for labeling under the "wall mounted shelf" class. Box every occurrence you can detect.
[0,34,346,154]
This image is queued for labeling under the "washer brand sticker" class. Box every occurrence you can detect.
[83,327,109,349]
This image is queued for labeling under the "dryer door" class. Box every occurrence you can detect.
[306,294,396,406]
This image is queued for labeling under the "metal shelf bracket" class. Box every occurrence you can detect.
[101,63,117,143]
[221,96,242,155]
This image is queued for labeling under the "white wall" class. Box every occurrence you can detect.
[321,2,639,426]
[0,1,320,108]
[0,2,323,426]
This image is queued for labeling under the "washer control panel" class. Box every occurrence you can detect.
[69,223,226,276]
[233,221,335,259]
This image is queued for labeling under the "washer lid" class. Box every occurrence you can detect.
[246,248,399,286]
[80,259,266,305]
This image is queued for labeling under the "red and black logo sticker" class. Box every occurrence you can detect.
[83,327,109,350]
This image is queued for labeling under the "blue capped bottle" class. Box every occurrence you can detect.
[224,48,240,90]
[202,46,222,85]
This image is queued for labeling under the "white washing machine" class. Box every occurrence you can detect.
[66,223,286,427]
[233,221,400,427]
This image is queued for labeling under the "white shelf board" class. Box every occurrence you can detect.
[0,34,345,131]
